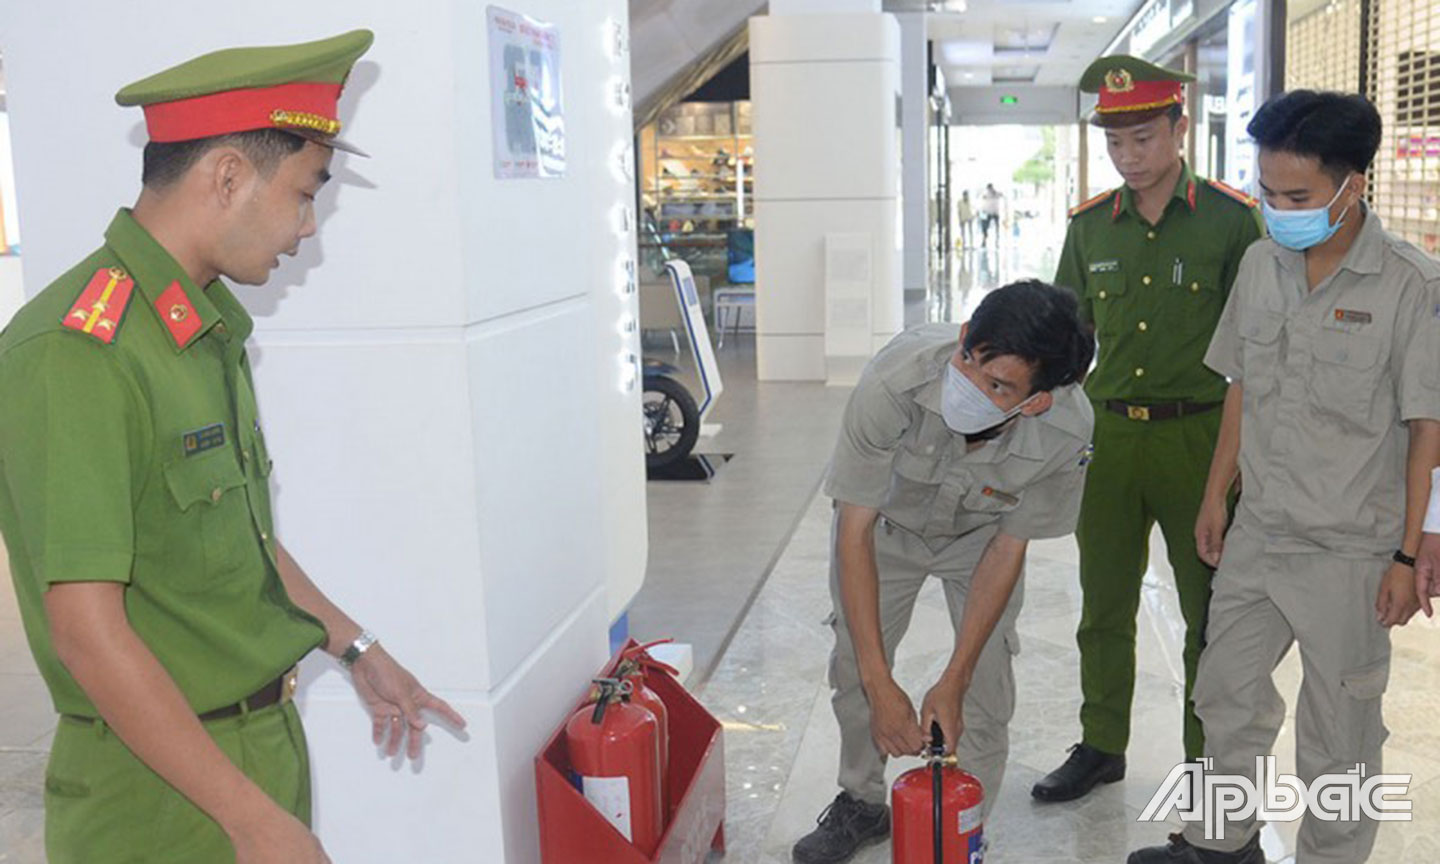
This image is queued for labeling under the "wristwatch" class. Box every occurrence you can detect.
[340,630,379,669]
[1394,550,1417,568]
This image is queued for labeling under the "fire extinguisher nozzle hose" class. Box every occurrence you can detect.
[930,721,943,864]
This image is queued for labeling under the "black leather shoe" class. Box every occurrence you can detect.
[792,791,890,864]
[1030,742,1126,802]
[1127,831,1264,864]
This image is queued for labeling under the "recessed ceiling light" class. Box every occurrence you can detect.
[1093,16,1109,24]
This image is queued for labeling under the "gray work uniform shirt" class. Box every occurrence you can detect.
[1204,210,1440,556]
[824,324,1095,551]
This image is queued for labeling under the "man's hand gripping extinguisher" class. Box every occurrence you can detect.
[890,722,986,864]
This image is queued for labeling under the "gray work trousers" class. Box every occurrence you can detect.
[1182,524,1392,862]
[827,514,1022,817]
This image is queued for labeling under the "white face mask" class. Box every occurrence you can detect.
[941,361,1035,435]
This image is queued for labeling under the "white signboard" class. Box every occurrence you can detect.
[1130,0,1171,57]
[825,233,874,360]
[1225,0,1259,190]
[487,6,566,179]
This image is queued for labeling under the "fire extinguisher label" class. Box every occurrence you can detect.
[957,803,983,834]
[581,776,633,841]
[968,829,986,863]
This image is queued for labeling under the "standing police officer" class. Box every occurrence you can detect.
[0,32,463,864]
[1033,56,1263,803]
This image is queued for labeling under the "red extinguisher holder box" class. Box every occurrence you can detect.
[536,639,726,863]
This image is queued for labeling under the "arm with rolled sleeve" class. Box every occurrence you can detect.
[824,369,929,757]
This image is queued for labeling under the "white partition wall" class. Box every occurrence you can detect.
[896,12,931,307]
[0,1,647,861]
[749,0,904,383]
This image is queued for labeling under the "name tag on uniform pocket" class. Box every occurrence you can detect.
[981,486,1020,506]
[1088,260,1121,274]
[182,423,226,457]
[1334,308,1372,325]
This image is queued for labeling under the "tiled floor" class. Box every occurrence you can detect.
[696,492,1440,864]
[0,551,49,864]
[628,335,853,687]
[7,227,1440,863]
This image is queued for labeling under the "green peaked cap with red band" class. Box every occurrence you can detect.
[115,29,374,155]
[1080,54,1195,129]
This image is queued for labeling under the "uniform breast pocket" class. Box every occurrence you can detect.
[1177,259,1224,296]
[888,447,943,513]
[1238,308,1285,398]
[954,482,1021,535]
[1309,328,1384,429]
[1085,273,1127,334]
[162,449,253,586]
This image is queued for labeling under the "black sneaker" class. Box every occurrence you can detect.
[1127,832,1264,864]
[1030,742,1126,802]
[791,791,890,864]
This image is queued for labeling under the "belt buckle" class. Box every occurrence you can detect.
[1126,405,1150,421]
[282,666,299,704]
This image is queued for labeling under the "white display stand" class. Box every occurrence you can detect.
[664,259,724,434]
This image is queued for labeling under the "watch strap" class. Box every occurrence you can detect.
[340,630,378,668]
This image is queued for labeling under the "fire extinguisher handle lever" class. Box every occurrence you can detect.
[589,678,631,724]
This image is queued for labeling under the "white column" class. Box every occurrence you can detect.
[896,12,931,304]
[750,0,902,383]
[0,2,646,862]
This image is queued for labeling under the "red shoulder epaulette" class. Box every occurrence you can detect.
[61,267,135,345]
[155,281,204,348]
[1068,189,1115,219]
[1206,178,1258,208]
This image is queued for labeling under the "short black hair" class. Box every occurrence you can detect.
[1166,103,1183,125]
[963,279,1094,394]
[1246,90,1382,182]
[142,128,308,189]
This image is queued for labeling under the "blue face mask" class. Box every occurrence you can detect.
[1261,177,1353,251]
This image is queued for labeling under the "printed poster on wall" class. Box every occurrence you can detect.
[487,6,565,179]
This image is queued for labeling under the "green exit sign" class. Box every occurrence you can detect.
[1000,95,1019,105]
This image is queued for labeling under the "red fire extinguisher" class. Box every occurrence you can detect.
[565,678,664,855]
[892,722,986,864]
[618,640,678,820]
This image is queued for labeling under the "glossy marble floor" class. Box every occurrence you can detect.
[696,490,1440,864]
[6,225,1440,862]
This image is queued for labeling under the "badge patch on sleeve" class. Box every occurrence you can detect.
[1079,443,1095,467]
[1088,260,1121,274]
[182,423,226,457]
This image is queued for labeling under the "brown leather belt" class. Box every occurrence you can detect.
[1104,400,1222,422]
[197,667,298,722]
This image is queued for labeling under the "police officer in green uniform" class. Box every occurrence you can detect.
[1032,56,1264,803]
[0,31,465,864]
